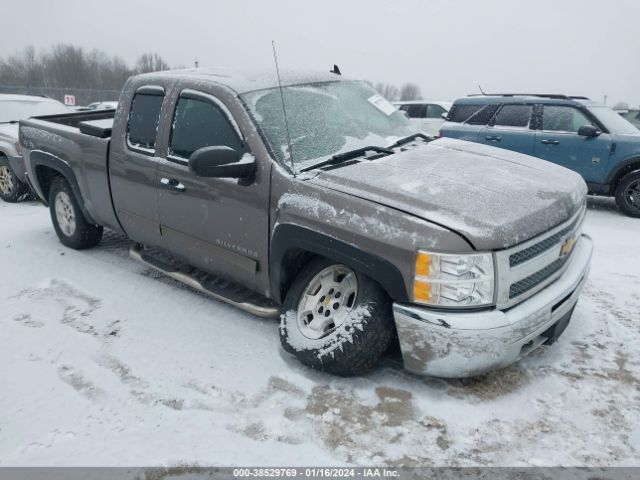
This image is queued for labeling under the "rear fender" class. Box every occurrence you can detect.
[30,150,97,224]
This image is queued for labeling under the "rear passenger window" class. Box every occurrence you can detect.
[466,104,499,125]
[493,105,533,128]
[127,92,164,153]
[405,104,428,119]
[170,96,244,160]
[448,104,483,123]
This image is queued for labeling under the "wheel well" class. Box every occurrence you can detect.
[277,249,318,302]
[270,225,410,305]
[35,165,63,202]
[610,161,640,194]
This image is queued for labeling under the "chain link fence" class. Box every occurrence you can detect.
[0,84,121,107]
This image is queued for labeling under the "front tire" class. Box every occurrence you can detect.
[0,165,29,203]
[615,171,640,217]
[49,176,103,249]
[280,257,394,376]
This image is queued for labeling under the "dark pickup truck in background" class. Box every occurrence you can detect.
[19,68,593,378]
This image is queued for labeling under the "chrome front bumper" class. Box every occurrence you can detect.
[393,234,593,378]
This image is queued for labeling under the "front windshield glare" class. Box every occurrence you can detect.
[241,81,417,168]
[589,106,640,135]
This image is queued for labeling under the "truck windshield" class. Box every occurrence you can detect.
[241,81,417,169]
[588,106,640,135]
[0,100,69,123]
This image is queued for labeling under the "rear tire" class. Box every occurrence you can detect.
[615,171,640,217]
[279,257,394,376]
[0,165,29,203]
[49,176,103,249]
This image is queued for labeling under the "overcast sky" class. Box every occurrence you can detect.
[2,0,639,106]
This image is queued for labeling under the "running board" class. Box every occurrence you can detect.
[129,243,281,318]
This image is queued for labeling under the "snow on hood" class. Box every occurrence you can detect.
[309,137,587,250]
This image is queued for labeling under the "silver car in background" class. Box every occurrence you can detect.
[0,94,70,202]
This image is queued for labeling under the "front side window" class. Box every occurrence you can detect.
[405,104,428,119]
[542,106,593,133]
[426,104,446,119]
[170,96,244,160]
[493,104,533,128]
[127,92,164,152]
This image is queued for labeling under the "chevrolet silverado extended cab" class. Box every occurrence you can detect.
[19,68,593,378]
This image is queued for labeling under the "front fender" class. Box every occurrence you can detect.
[605,155,640,187]
[270,224,410,304]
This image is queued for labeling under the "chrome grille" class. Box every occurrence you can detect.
[495,206,586,309]
[509,256,570,299]
[508,215,581,267]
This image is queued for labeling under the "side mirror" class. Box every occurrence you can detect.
[441,112,449,120]
[578,125,600,137]
[189,146,256,181]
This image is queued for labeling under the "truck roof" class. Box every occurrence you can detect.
[136,67,347,95]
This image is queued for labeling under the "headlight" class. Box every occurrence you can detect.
[413,250,495,307]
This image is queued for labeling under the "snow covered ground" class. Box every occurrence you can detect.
[1,197,638,467]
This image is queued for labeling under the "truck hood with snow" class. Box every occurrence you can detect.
[309,137,587,250]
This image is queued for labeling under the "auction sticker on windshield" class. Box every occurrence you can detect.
[367,94,396,116]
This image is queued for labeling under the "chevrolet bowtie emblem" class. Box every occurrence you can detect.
[560,235,577,258]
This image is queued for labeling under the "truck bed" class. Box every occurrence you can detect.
[34,109,115,138]
[19,109,121,232]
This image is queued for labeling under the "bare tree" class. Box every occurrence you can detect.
[135,53,170,74]
[613,101,630,110]
[374,82,400,101]
[399,83,422,101]
[0,45,170,104]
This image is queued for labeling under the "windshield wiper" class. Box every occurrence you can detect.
[299,145,394,173]
[388,132,432,149]
[0,120,19,125]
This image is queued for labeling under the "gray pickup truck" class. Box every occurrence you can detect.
[19,68,593,378]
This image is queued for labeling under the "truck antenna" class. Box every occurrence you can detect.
[271,40,296,177]
[478,84,486,95]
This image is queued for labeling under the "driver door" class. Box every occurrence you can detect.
[534,105,612,182]
[156,90,270,294]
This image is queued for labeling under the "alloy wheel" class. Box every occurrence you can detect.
[296,264,358,340]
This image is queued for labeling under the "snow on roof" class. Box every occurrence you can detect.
[137,67,349,94]
[0,93,60,103]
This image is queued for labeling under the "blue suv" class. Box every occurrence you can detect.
[439,94,640,217]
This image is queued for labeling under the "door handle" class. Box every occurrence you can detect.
[160,177,186,193]
[540,139,560,145]
[485,136,502,142]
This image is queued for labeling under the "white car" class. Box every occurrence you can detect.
[394,100,452,136]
